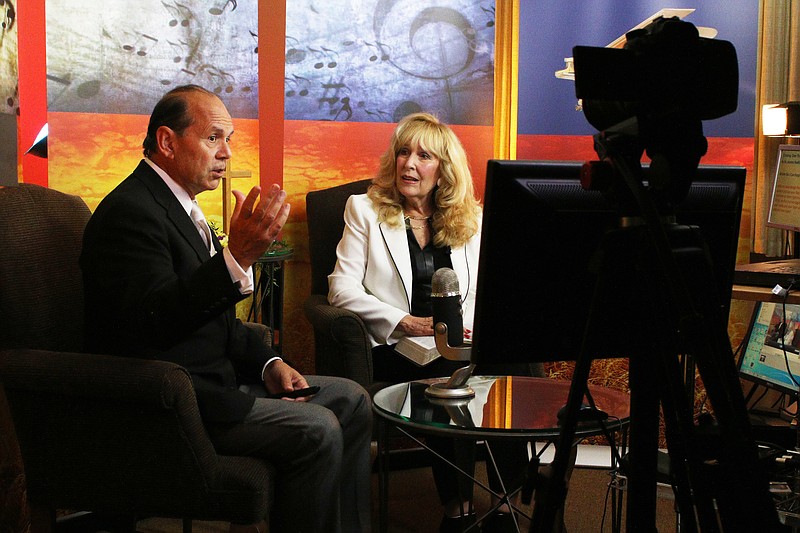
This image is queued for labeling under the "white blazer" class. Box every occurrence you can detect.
[328,194,481,347]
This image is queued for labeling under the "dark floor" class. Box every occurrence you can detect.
[134,463,678,532]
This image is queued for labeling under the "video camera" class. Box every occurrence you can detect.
[573,16,739,208]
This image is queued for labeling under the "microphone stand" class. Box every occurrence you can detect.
[424,322,476,399]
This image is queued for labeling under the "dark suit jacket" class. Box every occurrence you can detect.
[81,160,273,423]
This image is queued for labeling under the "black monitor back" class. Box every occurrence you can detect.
[470,160,746,364]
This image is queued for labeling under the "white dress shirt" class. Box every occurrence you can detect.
[144,158,254,294]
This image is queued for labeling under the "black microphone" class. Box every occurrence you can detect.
[431,267,463,347]
[427,267,474,398]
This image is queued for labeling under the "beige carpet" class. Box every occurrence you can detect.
[135,465,677,533]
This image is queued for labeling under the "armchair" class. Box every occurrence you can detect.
[0,184,273,532]
[304,179,379,391]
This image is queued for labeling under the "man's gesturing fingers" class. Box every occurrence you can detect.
[228,185,290,269]
[231,186,260,221]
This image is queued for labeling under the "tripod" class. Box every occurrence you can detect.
[530,132,784,532]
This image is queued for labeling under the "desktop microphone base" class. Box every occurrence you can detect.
[424,363,476,399]
[424,383,476,400]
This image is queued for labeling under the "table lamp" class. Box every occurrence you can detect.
[762,102,800,137]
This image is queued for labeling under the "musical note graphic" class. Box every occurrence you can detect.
[285,36,306,64]
[196,64,236,94]
[47,74,72,87]
[160,68,196,87]
[309,46,338,69]
[365,41,391,62]
[480,6,495,28]
[321,47,338,68]
[122,33,159,57]
[249,30,258,54]
[3,81,18,112]
[331,96,353,121]
[208,0,237,16]
[76,79,101,99]
[46,73,72,108]
[162,0,193,28]
[167,40,185,63]
[285,74,310,97]
[316,77,355,121]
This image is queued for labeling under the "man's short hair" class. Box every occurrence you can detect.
[142,85,217,158]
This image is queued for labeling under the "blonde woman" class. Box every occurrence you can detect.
[329,112,536,532]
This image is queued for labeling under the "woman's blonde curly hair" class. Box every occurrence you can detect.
[367,112,482,249]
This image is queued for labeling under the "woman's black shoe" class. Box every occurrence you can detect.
[482,511,517,533]
[439,512,478,533]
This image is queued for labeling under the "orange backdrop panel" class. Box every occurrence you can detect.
[47,112,261,225]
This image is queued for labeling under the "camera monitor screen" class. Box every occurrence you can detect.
[767,145,800,233]
[471,160,746,365]
[738,301,800,396]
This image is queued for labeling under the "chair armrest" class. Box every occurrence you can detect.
[0,349,273,521]
[303,294,373,388]
[242,321,273,348]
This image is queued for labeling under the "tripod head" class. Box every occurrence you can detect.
[573,16,739,214]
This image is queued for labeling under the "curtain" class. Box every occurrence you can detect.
[753,0,800,257]
[493,0,519,159]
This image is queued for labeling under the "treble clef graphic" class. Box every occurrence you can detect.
[373,2,478,81]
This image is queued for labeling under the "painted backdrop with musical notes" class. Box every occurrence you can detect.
[285,0,495,125]
[45,0,257,119]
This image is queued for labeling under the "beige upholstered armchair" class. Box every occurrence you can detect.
[0,183,274,532]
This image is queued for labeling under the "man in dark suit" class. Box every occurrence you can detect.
[80,85,371,533]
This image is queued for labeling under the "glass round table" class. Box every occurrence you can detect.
[372,376,631,532]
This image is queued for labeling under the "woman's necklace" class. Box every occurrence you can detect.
[404,215,430,230]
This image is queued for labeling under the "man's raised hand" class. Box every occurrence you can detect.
[227,184,290,269]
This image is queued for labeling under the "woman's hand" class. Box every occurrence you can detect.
[397,315,434,336]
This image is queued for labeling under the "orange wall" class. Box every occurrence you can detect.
[16,0,47,186]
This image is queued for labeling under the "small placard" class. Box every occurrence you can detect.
[768,145,800,231]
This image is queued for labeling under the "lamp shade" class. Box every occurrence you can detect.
[762,102,800,137]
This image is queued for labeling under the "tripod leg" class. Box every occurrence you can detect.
[670,232,782,531]
[689,318,782,530]
[625,353,661,533]
[614,151,782,531]
[530,229,632,532]
[529,369,588,532]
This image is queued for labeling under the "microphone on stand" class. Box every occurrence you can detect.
[426,268,475,399]
[432,267,464,348]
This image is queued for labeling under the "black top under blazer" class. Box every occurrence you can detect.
[80,160,273,423]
